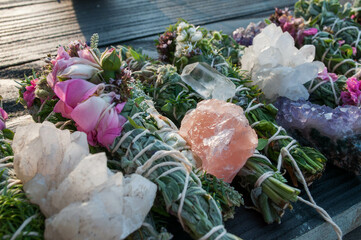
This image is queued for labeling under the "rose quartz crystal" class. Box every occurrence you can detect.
[179,99,258,182]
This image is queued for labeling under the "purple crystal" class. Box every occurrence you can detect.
[275,97,361,174]
[233,21,266,46]
[275,98,361,139]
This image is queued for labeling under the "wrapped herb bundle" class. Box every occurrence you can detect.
[294,0,361,76]
[17,38,243,239]
[109,84,241,239]
[238,155,300,224]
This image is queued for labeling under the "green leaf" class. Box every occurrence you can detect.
[128,117,145,130]
[2,129,14,140]
[256,138,268,151]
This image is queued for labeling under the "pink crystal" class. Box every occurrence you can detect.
[179,99,258,182]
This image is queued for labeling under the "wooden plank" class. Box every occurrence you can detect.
[0,0,297,69]
[168,166,361,240]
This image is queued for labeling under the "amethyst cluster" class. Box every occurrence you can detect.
[275,97,361,174]
[232,21,266,46]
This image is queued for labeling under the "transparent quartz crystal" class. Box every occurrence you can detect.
[181,62,236,101]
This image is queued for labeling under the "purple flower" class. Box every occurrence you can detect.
[341,77,361,106]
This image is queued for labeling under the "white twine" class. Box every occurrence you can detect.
[0,156,13,163]
[131,142,156,163]
[235,85,251,94]
[199,225,226,240]
[10,214,38,240]
[254,171,274,188]
[281,148,343,239]
[125,130,150,157]
[251,121,260,128]
[352,31,361,49]
[334,26,359,37]
[264,125,293,154]
[3,232,40,239]
[332,59,356,73]
[0,163,13,168]
[252,150,273,165]
[331,18,341,31]
[321,48,330,63]
[245,98,264,114]
[308,74,339,105]
[228,77,243,82]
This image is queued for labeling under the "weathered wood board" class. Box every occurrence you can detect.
[0,0,296,69]
[1,0,361,239]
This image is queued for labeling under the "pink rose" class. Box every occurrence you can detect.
[23,78,39,108]
[72,96,126,147]
[54,79,103,119]
[0,107,8,130]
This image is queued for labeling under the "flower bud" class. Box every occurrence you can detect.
[35,89,50,99]
[213,31,222,41]
[190,31,202,42]
[180,56,188,65]
[100,48,121,71]
[60,64,99,79]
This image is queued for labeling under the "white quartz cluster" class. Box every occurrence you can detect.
[241,23,324,101]
[12,121,157,240]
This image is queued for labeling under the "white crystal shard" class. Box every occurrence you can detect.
[181,62,236,101]
[44,173,157,240]
[12,122,157,239]
[241,23,325,101]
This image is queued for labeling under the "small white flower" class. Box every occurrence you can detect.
[187,27,196,35]
[190,31,203,42]
[176,30,188,42]
[177,22,188,33]
[183,43,194,55]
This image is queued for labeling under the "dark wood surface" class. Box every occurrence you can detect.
[166,165,361,240]
[0,0,296,69]
[1,0,361,239]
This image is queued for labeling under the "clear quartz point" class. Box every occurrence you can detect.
[181,62,236,101]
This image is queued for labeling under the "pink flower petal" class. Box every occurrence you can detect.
[71,96,107,132]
